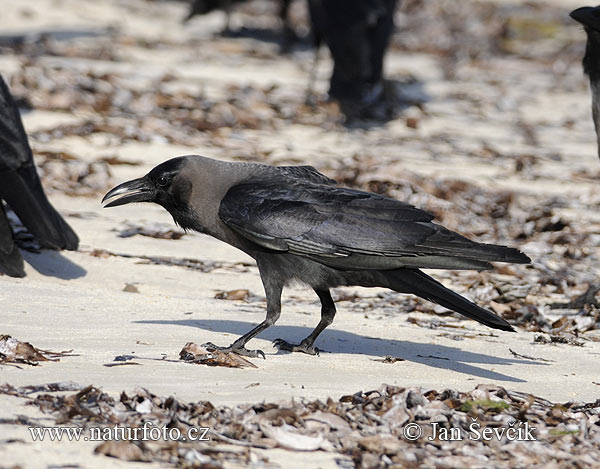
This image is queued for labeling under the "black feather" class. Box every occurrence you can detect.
[0,202,24,277]
[0,74,79,275]
[220,180,530,270]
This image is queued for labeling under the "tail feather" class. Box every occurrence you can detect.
[386,268,515,332]
[464,242,530,265]
[0,203,25,277]
[423,229,531,265]
[0,74,79,252]
[0,168,79,251]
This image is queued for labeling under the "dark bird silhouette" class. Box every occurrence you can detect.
[307,0,398,117]
[184,0,245,27]
[103,156,529,357]
[0,75,79,277]
[571,5,600,158]
[184,0,296,48]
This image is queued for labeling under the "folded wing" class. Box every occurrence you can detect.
[219,179,530,271]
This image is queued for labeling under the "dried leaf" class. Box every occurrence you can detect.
[215,289,250,301]
[0,335,70,364]
[179,342,258,368]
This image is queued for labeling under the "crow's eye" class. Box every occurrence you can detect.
[157,176,168,187]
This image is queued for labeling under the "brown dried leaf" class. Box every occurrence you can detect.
[117,226,186,240]
[0,335,66,364]
[215,289,250,301]
[179,342,258,368]
[123,284,140,293]
[99,156,141,166]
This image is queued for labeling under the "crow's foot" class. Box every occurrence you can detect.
[202,342,265,359]
[272,338,320,356]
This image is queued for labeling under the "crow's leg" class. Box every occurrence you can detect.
[274,288,336,355]
[203,276,282,359]
[279,0,297,52]
[221,0,234,35]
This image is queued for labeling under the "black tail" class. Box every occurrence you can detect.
[387,269,515,332]
[463,242,530,265]
[0,75,79,256]
[0,203,25,277]
[0,167,79,251]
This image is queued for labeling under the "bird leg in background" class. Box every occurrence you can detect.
[570,6,600,158]
[279,0,297,52]
[591,80,600,158]
[304,46,322,106]
[203,280,282,359]
[222,0,234,35]
[273,288,336,355]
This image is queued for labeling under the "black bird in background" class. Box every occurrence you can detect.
[184,0,296,47]
[307,0,399,117]
[0,75,79,277]
[103,156,529,358]
[571,5,600,158]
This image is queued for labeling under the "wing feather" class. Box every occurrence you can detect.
[220,179,529,270]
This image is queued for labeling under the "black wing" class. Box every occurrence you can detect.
[0,75,79,253]
[277,165,337,186]
[219,180,529,271]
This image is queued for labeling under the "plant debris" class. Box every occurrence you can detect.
[370,356,405,364]
[122,283,140,293]
[1,382,599,467]
[86,248,238,273]
[508,348,553,363]
[117,224,186,240]
[0,335,74,366]
[215,288,265,303]
[179,342,258,369]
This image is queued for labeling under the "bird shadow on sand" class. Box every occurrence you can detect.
[137,318,545,383]
[21,250,86,280]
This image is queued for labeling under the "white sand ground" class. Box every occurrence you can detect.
[1,0,600,467]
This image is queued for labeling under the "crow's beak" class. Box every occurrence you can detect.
[102,177,154,208]
[571,7,595,26]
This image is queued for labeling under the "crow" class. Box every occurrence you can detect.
[307,0,398,116]
[571,5,600,158]
[184,0,295,48]
[0,75,79,277]
[102,155,529,358]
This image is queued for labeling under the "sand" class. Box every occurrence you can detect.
[1,0,599,467]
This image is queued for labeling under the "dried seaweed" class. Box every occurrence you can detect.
[179,342,258,369]
[117,224,186,240]
[0,335,74,367]
[1,383,599,467]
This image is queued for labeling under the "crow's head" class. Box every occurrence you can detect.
[102,156,197,229]
[571,6,600,34]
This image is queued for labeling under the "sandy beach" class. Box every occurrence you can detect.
[1,0,600,467]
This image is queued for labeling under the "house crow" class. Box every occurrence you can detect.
[103,156,530,357]
[307,0,398,115]
[571,5,600,158]
[0,75,79,278]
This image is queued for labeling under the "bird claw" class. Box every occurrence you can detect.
[272,338,320,356]
[201,342,266,359]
